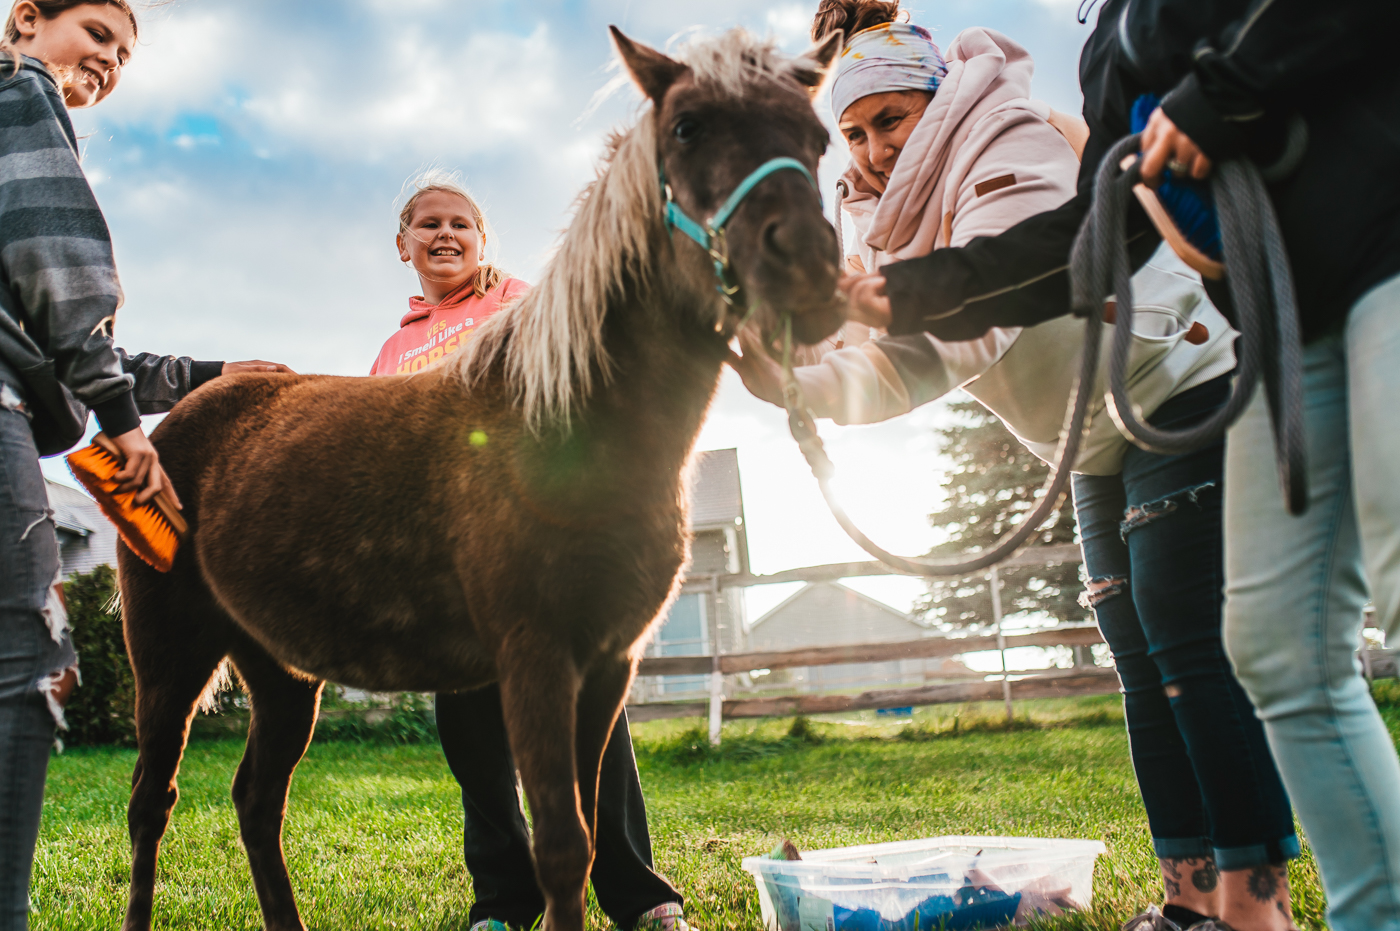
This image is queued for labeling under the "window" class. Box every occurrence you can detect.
[655,593,709,694]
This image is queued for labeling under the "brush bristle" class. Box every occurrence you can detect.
[66,442,182,572]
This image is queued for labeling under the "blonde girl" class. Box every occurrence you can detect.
[369,173,527,375]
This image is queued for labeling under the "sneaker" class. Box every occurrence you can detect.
[1121,906,1182,931]
[633,903,692,931]
[468,922,513,931]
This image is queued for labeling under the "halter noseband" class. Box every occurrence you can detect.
[660,156,819,305]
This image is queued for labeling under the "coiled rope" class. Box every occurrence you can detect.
[1082,134,1307,515]
[781,131,1307,578]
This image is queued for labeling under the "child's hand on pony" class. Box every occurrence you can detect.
[110,427,179,508]
[223,360,297,376]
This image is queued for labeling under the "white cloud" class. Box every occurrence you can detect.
[100,11,238,123]
[240,24,566,160]
[764,4,811,48]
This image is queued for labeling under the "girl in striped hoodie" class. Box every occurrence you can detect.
[0,3,287,924]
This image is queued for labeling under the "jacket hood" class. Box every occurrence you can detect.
[400,278,477,327]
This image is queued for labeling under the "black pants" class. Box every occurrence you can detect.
[435,686,681,930]
[1071,375,1297,869]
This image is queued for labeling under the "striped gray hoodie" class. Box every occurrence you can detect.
[0,56,221,455]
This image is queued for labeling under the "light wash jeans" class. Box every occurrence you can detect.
[1223,271,1400,931]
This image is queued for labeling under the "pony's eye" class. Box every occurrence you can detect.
[673,119,700,144]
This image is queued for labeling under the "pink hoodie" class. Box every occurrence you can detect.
[790,27,1237,476]
[841,27,1078,265]
[794,27,1079,364]
[369,277,529,376]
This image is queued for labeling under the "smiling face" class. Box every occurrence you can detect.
[10,2,134,108]
[396,191,483,305]
[839,90,934,194]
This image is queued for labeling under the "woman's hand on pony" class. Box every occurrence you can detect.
[840,272,891,328]
[109,427,180,508]
[222,360,296,376]
[1139,107,1212,184]
[725,327,786,408]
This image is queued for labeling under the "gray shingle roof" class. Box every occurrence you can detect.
[46,480,118,579]
[691,448,744,529]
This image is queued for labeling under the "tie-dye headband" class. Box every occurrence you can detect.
[829,22,948,122]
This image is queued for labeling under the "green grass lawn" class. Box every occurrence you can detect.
[33,694,1371,931]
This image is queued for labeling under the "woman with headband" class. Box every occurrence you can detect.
[730,3,1297,928]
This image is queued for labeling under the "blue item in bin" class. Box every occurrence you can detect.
[1129,93,1222,262]
[895,889,1019,931]
[828,887,1020,931]
[832,905,883,931]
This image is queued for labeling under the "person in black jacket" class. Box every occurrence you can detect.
[839,0,1399,346]
[830,3,1400,930]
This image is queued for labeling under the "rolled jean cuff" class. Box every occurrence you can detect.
[1215,835,1302,870]
[1153,836,1213,860]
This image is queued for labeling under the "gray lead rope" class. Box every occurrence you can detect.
[778,182,1102,577]
[833,179,848,269]
[1075,134,1308,514]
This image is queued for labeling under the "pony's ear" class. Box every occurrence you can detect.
[610,26,687,104]
[793,30,843,98]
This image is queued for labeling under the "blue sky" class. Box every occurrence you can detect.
[45,0,1096,615]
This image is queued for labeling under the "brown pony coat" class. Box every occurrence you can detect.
[117,27,842,931]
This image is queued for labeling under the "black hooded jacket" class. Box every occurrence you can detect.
[880,0,1400,345]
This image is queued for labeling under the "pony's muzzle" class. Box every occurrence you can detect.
[752,211,842,344]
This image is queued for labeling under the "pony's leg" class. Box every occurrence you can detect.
[573,658,637,844]
[227,642,323,931]
[121,567,231,931]
[498,642,590,931]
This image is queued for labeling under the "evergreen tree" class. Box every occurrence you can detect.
[62,565,136,746]
[917,395,1087,630]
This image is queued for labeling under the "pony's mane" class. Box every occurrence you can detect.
[454,29,822,431]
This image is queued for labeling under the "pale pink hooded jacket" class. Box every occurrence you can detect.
[795,28,1236,475]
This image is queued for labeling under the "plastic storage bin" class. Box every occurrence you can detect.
[742,835,1106,931]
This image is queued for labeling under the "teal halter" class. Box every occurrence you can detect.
[660,156,819,304]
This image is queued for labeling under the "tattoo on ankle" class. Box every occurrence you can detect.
[1277,900,1290,919]
[1191,859,1219,893]
[1247,864,1282,903]
[1161,858,1188,899]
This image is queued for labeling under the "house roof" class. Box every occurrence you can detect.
[750,580,919,630]
[691,448,744,528]
[46,479,119,578]
[747,581,930,651]
[47,480,98,536]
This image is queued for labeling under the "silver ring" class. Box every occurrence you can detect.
[1167,159,1190,175]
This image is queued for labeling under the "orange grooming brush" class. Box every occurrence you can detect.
[66,433,187,572]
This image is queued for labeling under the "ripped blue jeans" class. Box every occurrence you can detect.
[1072,373,1297,870]
[0,366,75,930]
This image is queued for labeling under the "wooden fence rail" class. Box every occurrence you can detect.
[628,668,1122,722]
[635,625,1106,678]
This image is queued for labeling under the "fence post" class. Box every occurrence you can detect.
[990,565,1013,722]
[708,574,723,746]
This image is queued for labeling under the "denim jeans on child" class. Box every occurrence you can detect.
[1073,373,1298,870]
[1223,272,1400,931]
[435,685,681,930]
[0,362,74,931]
